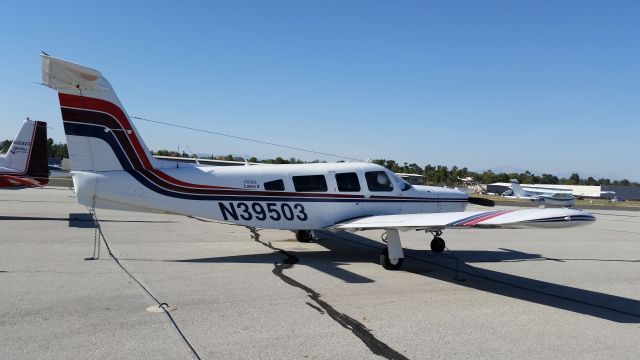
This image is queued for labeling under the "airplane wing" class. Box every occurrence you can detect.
[330,208,595,231]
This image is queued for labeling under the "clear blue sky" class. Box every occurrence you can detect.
[0,0,638,181]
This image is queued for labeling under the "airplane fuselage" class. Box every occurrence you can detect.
[72,161,469,230]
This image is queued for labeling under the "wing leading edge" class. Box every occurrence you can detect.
[330,208,595,231]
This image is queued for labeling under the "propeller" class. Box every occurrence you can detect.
[468,197,495,207]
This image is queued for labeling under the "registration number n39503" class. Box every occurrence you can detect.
[218,202,308,222]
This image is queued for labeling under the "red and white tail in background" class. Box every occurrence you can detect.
[0,118,49,187]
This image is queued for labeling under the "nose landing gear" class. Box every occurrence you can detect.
[295,230,313,242]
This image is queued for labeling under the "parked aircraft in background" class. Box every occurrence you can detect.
[41,54,595,270]
[458,176,476,184]
[0,118,49,187]
[503,179,576,207]
[396,173,426,185]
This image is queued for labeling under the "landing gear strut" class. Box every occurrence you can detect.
[295,230,313,242]
[380,229,404,270]
[429,230,445,253]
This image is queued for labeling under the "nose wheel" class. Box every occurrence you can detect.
[295,230,313,242]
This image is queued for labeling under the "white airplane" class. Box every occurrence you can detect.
[504,179,576,207]
[40,55,595,270]
[0,118,49,187]
[458,176,476,184]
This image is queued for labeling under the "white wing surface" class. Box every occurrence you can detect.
[331,208,595,231]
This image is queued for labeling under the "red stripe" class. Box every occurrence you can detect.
[59,93,154,169]
[463,210,514,226]
[0,175,42,187]
[147,169,232,190]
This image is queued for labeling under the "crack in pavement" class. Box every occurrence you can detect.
[249,229,409,360]
[305,301,325,314]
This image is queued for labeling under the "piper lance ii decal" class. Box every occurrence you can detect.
[243,180,260,189]
[218,202,308,222]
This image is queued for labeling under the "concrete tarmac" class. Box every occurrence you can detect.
[1,187,639,359]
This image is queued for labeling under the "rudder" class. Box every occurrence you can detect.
[26,120,50,185]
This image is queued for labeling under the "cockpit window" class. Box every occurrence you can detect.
[264,179,285,191]
[365,171,394,192]
[390,172,413,191]
[292,175,328,192]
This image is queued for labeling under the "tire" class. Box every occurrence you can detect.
[430,237,445,253]
[380,248,404,270]
[295,230,313,243]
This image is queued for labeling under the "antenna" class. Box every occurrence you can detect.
[132,115,364,162]
[239,154,250,166]
[186,146,200,165]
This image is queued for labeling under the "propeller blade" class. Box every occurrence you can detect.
[468,197,495,207]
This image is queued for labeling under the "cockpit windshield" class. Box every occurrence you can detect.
[390,172,413,191]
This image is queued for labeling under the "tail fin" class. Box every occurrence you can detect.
[510,179,526,197]
[1,119,37,172]
[41,55,157,172]
[26,120,49,184]
[0,119,49,183]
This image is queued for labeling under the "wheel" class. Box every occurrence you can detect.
[430,237,445,253]
[295,230,313,243]
[379,248,404,270]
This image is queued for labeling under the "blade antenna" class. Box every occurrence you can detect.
[240,154,250,166]
[186,146,200,165]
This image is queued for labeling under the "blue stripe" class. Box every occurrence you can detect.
[447,211,495,226]
[523,215,595,223]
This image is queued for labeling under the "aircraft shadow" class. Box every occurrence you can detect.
[0,214,176,228]
[177,230,640,323]
[174,248,377,284]
[329,231,640,324]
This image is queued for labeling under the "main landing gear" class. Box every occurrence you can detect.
[378,229,447,270]
[430,230,446,253]
[380,248,404,270]
[295,230,313,243]
[379,229,404,270]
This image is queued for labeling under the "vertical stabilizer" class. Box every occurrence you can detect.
[41,55,157,172]
[0,119,43,174]
[510,179,526,197]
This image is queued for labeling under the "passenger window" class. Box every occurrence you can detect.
[264,179,285,191]
[365,171,394,192]
[292,175,328,192]
[335,172,361,192]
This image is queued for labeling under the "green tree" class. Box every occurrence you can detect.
[1,139,12,153]
[47,138,68,159]
[569,173,580,185]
